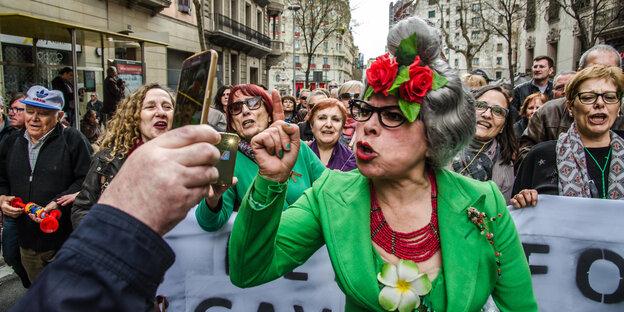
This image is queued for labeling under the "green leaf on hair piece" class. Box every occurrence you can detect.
[387,66,410,95]
[431,73,449,91]
[398,98,420,123]
[395,33,419,66]
[364,86,374,99]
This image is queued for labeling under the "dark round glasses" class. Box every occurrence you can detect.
[228,96,263,115]
[349,99,407,128]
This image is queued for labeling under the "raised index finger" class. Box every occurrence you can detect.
[151,125,221,149]
[271,89,284,121]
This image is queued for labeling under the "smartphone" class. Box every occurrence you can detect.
[214,132,239,186]
[173,50,218,128]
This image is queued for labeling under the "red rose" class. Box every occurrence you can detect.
[399,59,433,103]
[366,53,398,96]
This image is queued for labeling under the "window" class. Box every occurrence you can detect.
[178,0,191,14]
[323,42,328,50]
[526,0,536,30]
[497,43,503,52]
[472,17,481,25]
[257,11,262,32]
[446,7,450,15]
[445,20,449,28]
[456,19,461,27]
[295,56,300,63]
[472,58,479,66]
[281,24,285,32]
[472,3,480,11]
[496,71,502,79]
[428,0,437,4]
[310,56,315,64]
[295,40,299,49]
[496,57,503,65]
[275,74,280,82]
[338,57,342,65]
[323,57,328,65]
[454,59,459,67]
[498,15,504,23]
[428,10,436,18]
[456,6,460,12]
[455,32,460,40]
[471,31,480,39]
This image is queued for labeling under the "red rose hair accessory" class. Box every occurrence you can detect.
[364,33,448,122]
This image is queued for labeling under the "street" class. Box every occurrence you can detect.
[0,260,27,312]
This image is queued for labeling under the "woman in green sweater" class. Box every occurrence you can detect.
[226,17,537,312]
[195,84,326,231]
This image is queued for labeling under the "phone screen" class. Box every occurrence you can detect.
[214,132,239,185]
[173,51,216,128]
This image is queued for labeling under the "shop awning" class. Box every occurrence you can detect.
[0,13,168,47]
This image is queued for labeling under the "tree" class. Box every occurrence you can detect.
[544,0,624,53]
[295,0,351,88]
[437,0,492,72]
[478,0,524,87]
[193,0,207,51]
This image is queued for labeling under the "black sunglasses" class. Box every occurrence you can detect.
[349,99,407,128]
[340,93,360,100]
[229,96,263,115]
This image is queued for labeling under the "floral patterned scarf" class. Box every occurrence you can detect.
[238,138,255,161]
[556,123,624,199]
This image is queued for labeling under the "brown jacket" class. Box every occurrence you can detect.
[518,97,624,164]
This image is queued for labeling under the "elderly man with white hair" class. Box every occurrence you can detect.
[0,86,92,283]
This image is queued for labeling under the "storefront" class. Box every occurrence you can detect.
[0,13,167,128]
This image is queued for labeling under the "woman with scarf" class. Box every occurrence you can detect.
[512,65,624,207]
[195,84,326,231]
[281,95,303,123]
[451,85,517,203]
[71,83,175,228]
[225,17,536,312]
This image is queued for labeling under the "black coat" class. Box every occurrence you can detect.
[102,76,124,114]
[0,124,92,251]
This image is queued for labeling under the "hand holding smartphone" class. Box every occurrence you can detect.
[214,132,239,186]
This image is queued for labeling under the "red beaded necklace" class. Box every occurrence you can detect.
[370,172,441,262]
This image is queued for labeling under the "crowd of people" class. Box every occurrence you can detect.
[0,12,622,312]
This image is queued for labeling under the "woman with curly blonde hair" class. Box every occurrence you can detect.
[71,83,175,228]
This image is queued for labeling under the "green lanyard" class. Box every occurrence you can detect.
[584,147,612,199]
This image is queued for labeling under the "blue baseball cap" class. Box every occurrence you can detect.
[19,86,64,110]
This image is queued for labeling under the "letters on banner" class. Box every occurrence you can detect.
[158,209,346,312]
[510,195,624,311]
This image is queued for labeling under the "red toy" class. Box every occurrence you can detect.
[10,197,61,233]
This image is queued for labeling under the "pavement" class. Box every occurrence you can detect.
[0,256,27,311]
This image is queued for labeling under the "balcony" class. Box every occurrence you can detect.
[323,64,330,69]
[208,14,272,58]
[267,0,284,17]
[114,0,171,15]
[267,39,285,66]
[593,4,624,41]
[310,64,316,69]
[296,63,302,68]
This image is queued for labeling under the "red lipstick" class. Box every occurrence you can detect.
[356,141,377,161]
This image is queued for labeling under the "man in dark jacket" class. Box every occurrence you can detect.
[51,67,75,127]
[0,86,92,283]
[511,56,554,114]
[10,125,221,311]
[516,45,623,164]
[101,66,124,125]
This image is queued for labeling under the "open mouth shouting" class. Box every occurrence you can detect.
[356,141,377,161]
[588,113,608,125]
[476,120,492,130]
[153,120,168,130]
[242,119,255,128]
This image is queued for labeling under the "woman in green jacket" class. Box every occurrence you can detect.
[227,17,537,312]
[195,84,326,231]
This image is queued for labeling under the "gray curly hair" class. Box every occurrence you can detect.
[386,16,475,170]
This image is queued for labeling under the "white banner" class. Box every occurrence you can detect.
[511,195,624,311]
[158,208,346,311]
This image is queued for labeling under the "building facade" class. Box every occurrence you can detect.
[267,2,358,96]
[0,0,283,111]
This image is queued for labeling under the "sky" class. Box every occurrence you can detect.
[349,0,395,61]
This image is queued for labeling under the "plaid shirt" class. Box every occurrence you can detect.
[24,127,56,176]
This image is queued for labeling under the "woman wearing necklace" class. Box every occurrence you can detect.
[195,84,326,231]
[225,17,537,312]
[452,85,517,203]
[512,65,624,207]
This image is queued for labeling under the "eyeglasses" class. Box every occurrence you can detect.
[328,85,337,88]
[553,85,565,91]
[475,101,509,119]
[7,107,25,113]
[340,93,360,101]
[576,92,621,105]
[300,96,307,100]
[349,99,407,128]
[228,96,263,115]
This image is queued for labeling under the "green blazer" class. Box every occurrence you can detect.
[229,169,538,312]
